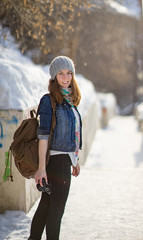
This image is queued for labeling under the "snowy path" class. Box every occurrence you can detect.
[1,116,143,240]
[85,115,143,170]
[60,116,143,240]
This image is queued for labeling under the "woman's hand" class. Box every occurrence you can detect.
[72,162,80,177]
[34,169,48,186]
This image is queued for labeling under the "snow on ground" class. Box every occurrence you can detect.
[1,115,143,240]
[85,115,143,170]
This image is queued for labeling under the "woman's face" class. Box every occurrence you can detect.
[56,69,72,88]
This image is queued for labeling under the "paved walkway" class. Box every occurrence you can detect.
[60,116,143,240]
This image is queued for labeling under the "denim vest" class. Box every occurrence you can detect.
[37,94,82,152]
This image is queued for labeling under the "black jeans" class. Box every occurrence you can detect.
[29,154,71,240]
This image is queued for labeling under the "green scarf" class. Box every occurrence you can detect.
[60,87,74,106]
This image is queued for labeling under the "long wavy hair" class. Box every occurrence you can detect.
[48,75,81,106]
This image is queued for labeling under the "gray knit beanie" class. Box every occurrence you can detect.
[49,56,75,79]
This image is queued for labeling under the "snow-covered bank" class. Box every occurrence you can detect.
[0,27,48,110]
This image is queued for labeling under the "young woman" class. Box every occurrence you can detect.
[28,56,82,240]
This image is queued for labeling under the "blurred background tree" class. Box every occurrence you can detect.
[0,0,90,63]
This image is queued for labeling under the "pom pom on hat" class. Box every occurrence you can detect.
[49,56,75,79]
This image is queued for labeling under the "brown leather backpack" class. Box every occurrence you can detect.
[5,94,56,180]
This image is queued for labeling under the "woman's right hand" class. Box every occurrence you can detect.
[34,168,48,186]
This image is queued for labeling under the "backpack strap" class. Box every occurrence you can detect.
[49,94,56,132]
[3,150,13,182]
[30,109,37,118]
[45,93,56,165]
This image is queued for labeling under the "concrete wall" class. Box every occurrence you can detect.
[0,109,40,214]
[97,93,117,128]
[79,100,100,165]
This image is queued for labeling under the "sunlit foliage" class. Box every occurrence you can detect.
[0,0,90,62]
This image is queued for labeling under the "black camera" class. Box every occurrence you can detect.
[37,178,52,195]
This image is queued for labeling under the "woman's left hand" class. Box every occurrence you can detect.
[72,162,80,177]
